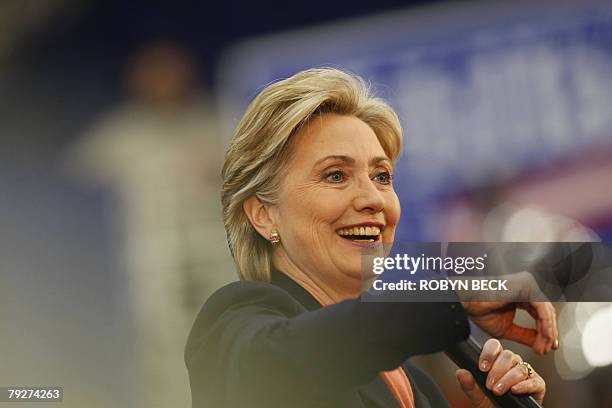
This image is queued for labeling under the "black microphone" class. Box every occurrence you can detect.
[443,242,594,407]
[446,337,543,408]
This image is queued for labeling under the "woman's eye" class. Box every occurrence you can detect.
[325,170,344,183]
[373,171,393,185]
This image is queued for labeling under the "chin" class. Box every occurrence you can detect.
[341,264,367,282]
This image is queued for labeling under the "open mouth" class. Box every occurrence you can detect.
[336,226,381,243]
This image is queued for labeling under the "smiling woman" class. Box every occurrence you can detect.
[221,68,402,284]
[247,113,401,302]
[185,68,553,408]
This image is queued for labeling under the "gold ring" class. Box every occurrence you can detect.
[519,361,534,379]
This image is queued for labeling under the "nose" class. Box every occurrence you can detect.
[352,176,385,214]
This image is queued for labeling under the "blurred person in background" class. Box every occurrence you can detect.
[185,68,556,408]
[65,41,234,407]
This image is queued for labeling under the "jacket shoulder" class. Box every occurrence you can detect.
[185,281,305,361]
[200,280,304,316]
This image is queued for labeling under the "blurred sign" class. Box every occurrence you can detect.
[217,0,612,239]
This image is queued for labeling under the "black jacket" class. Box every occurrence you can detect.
[185,270,470,407]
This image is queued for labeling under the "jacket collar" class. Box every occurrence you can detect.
[270,268,323,312]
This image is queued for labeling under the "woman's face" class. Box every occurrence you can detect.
[272,113,401,293]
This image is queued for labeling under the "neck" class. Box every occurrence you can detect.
[272,248,357,306]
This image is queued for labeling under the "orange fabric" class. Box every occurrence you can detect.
[380,368,415,408]
[296,277,415,408]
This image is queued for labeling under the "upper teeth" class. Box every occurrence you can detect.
[337,226,381,236]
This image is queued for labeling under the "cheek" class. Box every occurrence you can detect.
[384,192,401,237]
[313,196,349,223]
[292,188,348,222]
[279,188,346,241]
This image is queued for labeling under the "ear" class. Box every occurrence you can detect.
[243,195,276,240]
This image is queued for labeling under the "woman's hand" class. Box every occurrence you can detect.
[459,272,559,355]
[462,300,558,355]
[456,339,546,407]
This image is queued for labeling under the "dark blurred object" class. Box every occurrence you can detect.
[125,42,196,109]
[533,243,594,288]
[0,0,81,64]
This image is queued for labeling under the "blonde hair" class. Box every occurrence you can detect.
[221,67,402,281]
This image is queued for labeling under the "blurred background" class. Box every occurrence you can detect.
[1,0,611,407]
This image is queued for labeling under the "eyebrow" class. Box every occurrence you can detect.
[313,155,392,167]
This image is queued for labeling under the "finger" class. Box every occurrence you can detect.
[551,304,559,350]
[542,303,558,353]
[510,375,546,404]
[456,369,489,408]
[515,301,551,354]
[530,320,547,355]
[528,302,557,354]
[517,302,546,351]
[480,338,502,372]
[514,303,555,354]
[519,302,538,320]
[491,361,533,396]
[539,303,556,353]
[487,349,522,391]
[502,324,537,349]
